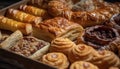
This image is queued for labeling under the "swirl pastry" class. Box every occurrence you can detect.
[49,37,76,55]
[0,16,32,35]
[6,9,42,25]
[33,17,84,42]
[68,44,95,63]
[70,61,99,69]
[92,50,120,69]
[76,25,120,53]
[41,52,69,69]
[19,5,50,19]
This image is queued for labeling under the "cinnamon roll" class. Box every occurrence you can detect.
[68,44,95,63]
[0,16,32,35]
[76,25,120,53]
[92,50,120,69]
[41,52,69,69]
[70,61,99,69]
[6,9,42,25]
[49,37,76,55]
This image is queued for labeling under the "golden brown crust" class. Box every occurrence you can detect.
[49,37,76,55]
[33,17,84,42]
[70,61,99,69]
[41,52,69,69]
[6,9,42,25]
[0,16,32,35]
[68,44,96,63]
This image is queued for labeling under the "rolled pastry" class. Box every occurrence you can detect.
[33,17,84,42]
[49,37,76,55]
[0,30,23,49]
[19,5,49,19]
[41,52,69,69]
[92,50,120,69]
[68,44,96,63]
[76,25,120,53]
[70,61,99,69]
[0,16,32,35]
[6,9,42,25]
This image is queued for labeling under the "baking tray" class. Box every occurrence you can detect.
[0,0,55,69]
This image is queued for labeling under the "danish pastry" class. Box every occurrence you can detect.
[41,52,69,69]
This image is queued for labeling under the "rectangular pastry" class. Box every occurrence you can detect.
[33,17,84,42]
[9,36,50,59]
[0,16,32,35]
[6,9,42,25]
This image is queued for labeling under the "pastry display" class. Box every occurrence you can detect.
[76,25,120,53]
[49,37,76,55]
[48,0,120,27]
[92,50,120,69]
[0,0,120,69]
[6,9,42,25]
[19,5,50,19]
[70,61,99,69]
[0,16,32,35]
[41,52,69,69]
[9,36,50,59]
[68,44,96,63]
[33,17,84,42]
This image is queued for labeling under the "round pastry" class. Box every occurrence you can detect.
[49,37,76,55]
[70,61,99,69]
[68,44,95,63]
[76,25,120,53]
[41,52,69,69]
[92,50,120,69]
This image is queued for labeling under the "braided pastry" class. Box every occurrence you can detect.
[49,37,76,55]
[41,52,69,69]
[6,9,42,25]
[0,16,32,35]
[70,61,99,69]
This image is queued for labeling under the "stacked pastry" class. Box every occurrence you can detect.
[33,17,84,42]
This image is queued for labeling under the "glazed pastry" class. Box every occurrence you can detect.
[70,61,99,69]
[10,36,50,59]
[92,50,120,69]
[0,16,32,35]
[49,37,76,55]
[76,25,120,53]
[68,44,96,63]
[105,14,120,33]
[6,9,42,25]
[41,52,69,69]
[33,17,84,42]
[19,5,49,19]
[0,30,23,49]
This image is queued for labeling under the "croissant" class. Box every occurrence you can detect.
[19,5,49,19]
[68,44,96,63]
[0,16,32,35]
[70,61,99,69]
[92,50,120,69]
[33,17,84,42]
[6,9,42,25]
[76,25,120,53]
[41,52,69,69]
[49,37,76,55]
